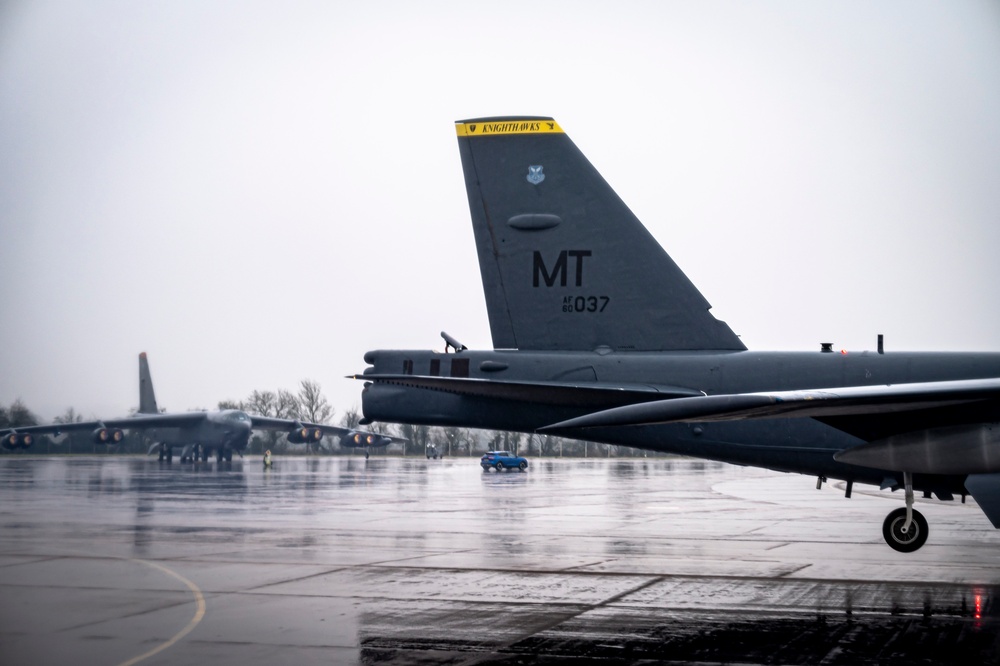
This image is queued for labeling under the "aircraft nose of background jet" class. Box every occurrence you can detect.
[231,417,252,443]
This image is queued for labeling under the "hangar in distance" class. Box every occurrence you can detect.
[355,116,1000,553]
[2,352,401,461]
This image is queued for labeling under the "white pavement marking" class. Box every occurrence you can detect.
[116,559,207,666]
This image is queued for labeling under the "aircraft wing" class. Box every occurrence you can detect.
[351,374,703,408]
[1,412,208,437]
[248,417,407,442]
[338,431,409,447]
[248,416,354,438]
[540,377,1000,431]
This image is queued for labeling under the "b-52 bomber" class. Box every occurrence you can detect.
[354,116,1000,552]
[2,353,403,462]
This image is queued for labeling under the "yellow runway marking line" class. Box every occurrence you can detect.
[116,559,206,666]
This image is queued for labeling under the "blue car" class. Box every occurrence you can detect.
[480,450,528,472]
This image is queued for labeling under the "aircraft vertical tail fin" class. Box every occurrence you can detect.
[138,352,159,414]
[455,116,745,352]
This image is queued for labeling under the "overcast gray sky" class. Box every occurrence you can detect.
[2,1,999,422]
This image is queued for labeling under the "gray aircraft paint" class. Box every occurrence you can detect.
[138,352,159,415]
[357,117,1000,549]
[3,353,396,461]
[456,118,744,352]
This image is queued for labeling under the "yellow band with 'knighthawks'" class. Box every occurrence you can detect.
[456,120,563,137]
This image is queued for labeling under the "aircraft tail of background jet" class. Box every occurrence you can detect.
[138,352,159,414]
[455,117,745,352]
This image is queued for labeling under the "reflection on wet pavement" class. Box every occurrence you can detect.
[1,456,998,664]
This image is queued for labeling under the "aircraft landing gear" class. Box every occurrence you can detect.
[882,471,929,553]
[883,507,928,552]
[364,450,370,460]
[157,443,166,462]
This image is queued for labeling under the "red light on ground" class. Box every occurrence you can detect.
[840,349,848,355]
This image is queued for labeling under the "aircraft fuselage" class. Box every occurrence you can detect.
[360,348,1000,495]
[151,410,253,461]
[152,414,251,450]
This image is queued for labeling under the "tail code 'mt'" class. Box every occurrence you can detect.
[455,116,744,353]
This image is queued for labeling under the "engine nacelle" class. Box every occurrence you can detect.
[286,425,323,444]
[348,431,388,447]
[91,427,124,444]
[1,432,33,449]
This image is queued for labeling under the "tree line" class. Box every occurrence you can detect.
[1,381,660,458]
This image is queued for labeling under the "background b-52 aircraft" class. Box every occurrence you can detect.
[355,116,1000,553]
[1,353,403,461]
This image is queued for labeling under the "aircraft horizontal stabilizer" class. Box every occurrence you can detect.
[541,377,1000,431]
[352,374,703,408]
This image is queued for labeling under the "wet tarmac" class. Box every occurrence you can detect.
[1,455,999,665]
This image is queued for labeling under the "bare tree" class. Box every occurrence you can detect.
[440,426,465,456]
[489,430,522,455]
[485,430,503,452]
[276,389,300,420]
[397,423,429,456]
[368,420,395,436]
[5,399,37,428]
[244,390,277,417]
[298,379,333,425]
[339,407,361,429]
[53,407,83,425]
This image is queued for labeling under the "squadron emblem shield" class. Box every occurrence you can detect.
[526,165,545,185]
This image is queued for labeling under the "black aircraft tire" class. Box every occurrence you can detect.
[882,507,929,553]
